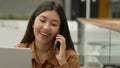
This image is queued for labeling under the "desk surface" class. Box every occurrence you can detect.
[77,18,120,32]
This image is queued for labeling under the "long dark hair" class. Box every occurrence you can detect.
[21,1,75,50]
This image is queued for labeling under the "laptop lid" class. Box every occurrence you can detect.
[0,47,32,68]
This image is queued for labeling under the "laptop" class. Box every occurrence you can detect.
[0,47,32,68]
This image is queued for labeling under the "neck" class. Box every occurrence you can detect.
[35,41,52,53]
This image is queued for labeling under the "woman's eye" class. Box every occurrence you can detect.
[51,22,58,26]
[51,23,57,26]
[39,19,46,23]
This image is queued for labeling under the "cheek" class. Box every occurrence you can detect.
[33,18,42,29]
[52,28,59,36]
[32,24,37,33]
[33,22,41,30]
[51,32,57,40]
[32,23,41,36]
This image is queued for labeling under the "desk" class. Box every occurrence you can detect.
[77,18,120,32]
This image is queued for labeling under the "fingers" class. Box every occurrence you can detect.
[55,34,66,63]
[56,34,66,49]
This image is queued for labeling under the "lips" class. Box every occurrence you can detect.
[39,31,50,37]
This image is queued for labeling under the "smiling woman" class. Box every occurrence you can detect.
[33,10,60,44]
[14,1,80,68]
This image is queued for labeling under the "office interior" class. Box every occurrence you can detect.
[0,0,120,68]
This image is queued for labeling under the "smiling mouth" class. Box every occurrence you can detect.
[39,31,50,37]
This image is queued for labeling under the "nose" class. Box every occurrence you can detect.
[43,23,50,30]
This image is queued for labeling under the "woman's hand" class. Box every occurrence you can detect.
[55,34,67,65]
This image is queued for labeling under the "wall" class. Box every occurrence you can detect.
[0,0,63,18]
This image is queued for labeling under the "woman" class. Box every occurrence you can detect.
[15,1,80,68]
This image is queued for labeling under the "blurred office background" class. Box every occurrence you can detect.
[0,0,120,68]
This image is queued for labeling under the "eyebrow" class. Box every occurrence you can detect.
[52,19,60,23]
[38,15,47,19]
[39,15,60,23]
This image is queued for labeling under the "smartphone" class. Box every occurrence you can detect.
[53,31,61,53]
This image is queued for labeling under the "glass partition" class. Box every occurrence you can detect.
[78,20,120,68]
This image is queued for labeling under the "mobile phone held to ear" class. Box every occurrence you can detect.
[53,31,61,53]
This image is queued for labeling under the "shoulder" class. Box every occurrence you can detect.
[66,49,80,64]
[14,43,27,48]
[65,50,80,67]
[66,49,78,58]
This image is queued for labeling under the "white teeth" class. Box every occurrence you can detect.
[40,32,49,36]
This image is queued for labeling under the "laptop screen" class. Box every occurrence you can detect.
[0,47,32,68]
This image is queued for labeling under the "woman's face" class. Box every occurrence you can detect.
[33,10,60,44]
